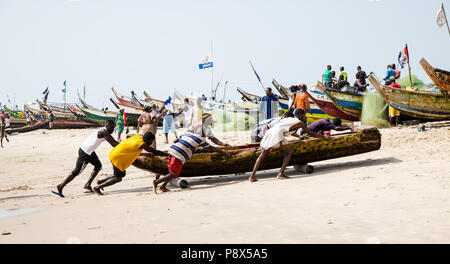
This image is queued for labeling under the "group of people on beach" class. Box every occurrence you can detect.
[51,87,356,197]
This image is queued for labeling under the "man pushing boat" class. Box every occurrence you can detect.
[52,120,119,197]
[153,113,230,193]
[249,109,332,182]
[93,131,168,195]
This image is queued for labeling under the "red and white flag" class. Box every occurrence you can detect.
[398,45,409,69]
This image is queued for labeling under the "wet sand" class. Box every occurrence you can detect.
[0,124,449,243]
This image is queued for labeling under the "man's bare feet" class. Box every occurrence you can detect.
[159,186,170,192]
[153,180,158,194]
[84,186,93,192]
[248,177,257,182]
[276,174,289,180]
[93,187,104,196]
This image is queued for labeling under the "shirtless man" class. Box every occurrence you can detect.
[137,106,166,147]
[51,120,119,197]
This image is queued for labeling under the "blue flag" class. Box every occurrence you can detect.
[199,62,213,69]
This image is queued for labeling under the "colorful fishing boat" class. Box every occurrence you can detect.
[3,105,25,119]
[111,87,147,109]
[368,74,450,120]
[133,126,381,177]
[315,81,363,119]
[306,82,360,121]
[78,104,139,127]
[420,57,450,97]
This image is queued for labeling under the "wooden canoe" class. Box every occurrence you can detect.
[306,82,360,121]
[133,126,381,177]
[420,57,450,97]
[368,74,450,120]
[315,81,363,118]
[111,87,147,109]
[6,120,49,134]
[3,105,25,119]
[271,79,290,99]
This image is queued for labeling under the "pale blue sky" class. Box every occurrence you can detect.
[0,0,449,109]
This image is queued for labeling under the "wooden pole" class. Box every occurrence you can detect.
[442,3,450,36]
[406,44,413,88]
[210,41,214,99]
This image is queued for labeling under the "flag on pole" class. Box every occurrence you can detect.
[437,4,447,27]
[199,56,213,69]
[249,61,261,83]
[83,85,86,101]
[398,45,409,69]
[62,80,67,93]
[43,86,50,103]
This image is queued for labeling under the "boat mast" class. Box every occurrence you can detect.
[210,41,214,100]
[406,43,412,88]
[442,3,450,36]
[222,81,228,102]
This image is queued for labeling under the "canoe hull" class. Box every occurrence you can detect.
[315,81,363,118]
[368,74,450,120]
[133,127,381,177]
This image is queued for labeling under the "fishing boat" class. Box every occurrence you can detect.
[236,87,290,110]
[36,100,83,120]
[111,87,147,109]
[173,88,237,111]
[315,81,363,119]
[143,91,166,109]
[3,105,25,119]
[420,57,450,97]
[271,79,290,99]
[78,103,140,127]
[133,126,381,177]
[237,86,334,123]
[368,74,450,120]
[6,120,49,134]
[306,82,360,121]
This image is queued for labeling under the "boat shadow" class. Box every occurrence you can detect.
[185,156,402,191]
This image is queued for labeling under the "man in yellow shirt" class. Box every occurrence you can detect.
[93,132,167,195]
[289,84,312,115]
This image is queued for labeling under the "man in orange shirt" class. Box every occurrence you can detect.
[289,84,312,115]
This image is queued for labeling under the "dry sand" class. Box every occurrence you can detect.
[0,123,449,243]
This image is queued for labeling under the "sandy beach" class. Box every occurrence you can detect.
[0,124,449,244]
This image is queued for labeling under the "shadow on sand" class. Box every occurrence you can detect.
[100,156,402,195]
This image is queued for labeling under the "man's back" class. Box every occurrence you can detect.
[294,92,310,111]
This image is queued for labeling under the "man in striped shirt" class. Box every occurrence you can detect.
[153,114,230,193]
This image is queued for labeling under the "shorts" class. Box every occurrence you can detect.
[168,155,183,178]
[389,106,400,117]
[112,163,126,178]
[71,148,102,176]
[163,115,176,134]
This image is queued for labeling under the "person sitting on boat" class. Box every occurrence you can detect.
[388,76,401,88]
[93,132,168,196]
[392,64,401,79]
[51,120,119,197]
[115,108,128,142]
[355,66,368,85]
[336,74,350,90]
[259,87,279,121]
[131,91,139,104]
[331,71,338,89]
[249,109,331,182]
[384,64,396,81]
[188,113,231,147]
[338,66,348,82]
[153,115,230,193]
[298,118,353,137]
[290,84,312,116]
[251,111,295,142]
[323,65,333,88]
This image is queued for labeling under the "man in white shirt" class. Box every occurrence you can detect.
[51,120,118,197]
